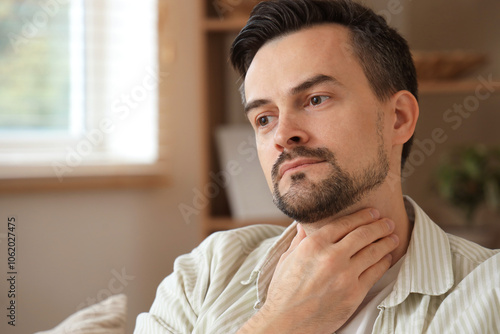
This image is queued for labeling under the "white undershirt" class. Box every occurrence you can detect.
[336,256,404,334]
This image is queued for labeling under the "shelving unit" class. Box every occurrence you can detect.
[198,0,500,238]
[199,2,292,237]
[419,80,500,95]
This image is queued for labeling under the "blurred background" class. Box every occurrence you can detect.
[0,0,499,333]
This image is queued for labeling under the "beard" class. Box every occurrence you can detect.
[271,144,389,223]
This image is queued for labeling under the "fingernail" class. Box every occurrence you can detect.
[390,234,399,244]
[370,209,380,219]
[385,219,395,230]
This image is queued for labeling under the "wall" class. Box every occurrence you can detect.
[0,1,203,333]
[402,0,500,225]
[362,0,500,227]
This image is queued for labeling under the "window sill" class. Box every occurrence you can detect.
[0,163,170,192]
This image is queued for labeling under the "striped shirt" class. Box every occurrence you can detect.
[134,197,500,333]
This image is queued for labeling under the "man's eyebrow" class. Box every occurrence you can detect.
[244,98,272,115]
[290,74,341,96]
[244,74,340,115]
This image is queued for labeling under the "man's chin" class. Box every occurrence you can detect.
[273,194,340,224]
[273,186,365,224]
[276,172,314,194]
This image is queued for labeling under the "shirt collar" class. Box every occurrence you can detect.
[381,196,454,308]
[240,221,298,309]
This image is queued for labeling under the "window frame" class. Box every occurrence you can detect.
[0,0,170,192]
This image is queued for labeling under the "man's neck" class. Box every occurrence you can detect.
[299,184,413,266]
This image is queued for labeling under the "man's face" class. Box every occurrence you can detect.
[244,24,392,223]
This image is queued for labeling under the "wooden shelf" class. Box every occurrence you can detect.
[419,80,500,95]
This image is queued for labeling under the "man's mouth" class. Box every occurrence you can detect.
[278,158,326,179]
[271,147,335,183]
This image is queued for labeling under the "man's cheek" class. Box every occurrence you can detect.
[260,159,274,191]
[257,156,274,190]
[255,140,276,187]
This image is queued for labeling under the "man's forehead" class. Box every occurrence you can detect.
[243,25,355,102]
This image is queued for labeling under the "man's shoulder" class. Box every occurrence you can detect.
[447,232,500,264]
[191,223,287,262]
[405,196,499,272]
[446,233,500,285]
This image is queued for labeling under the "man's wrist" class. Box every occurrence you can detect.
[237,306,292,334]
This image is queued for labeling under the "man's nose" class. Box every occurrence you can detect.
[273,111,310,151]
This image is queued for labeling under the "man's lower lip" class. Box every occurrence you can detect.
[282,162,323,177]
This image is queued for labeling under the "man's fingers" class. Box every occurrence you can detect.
[310,208,380,244]
[351,233,399,271]
[358,252,393,289]
[337,218,396,256]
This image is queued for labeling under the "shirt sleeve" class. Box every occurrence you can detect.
[133,235,218,334]
[447,254,500,333]
[133,224,284,334]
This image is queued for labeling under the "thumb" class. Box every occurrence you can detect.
[278,223,307,266]
[289,223,307,251]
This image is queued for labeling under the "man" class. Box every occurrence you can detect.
[135,0,500,333]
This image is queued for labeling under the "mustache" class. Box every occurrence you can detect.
[271,146,335,180]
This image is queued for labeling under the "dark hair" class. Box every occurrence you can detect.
[230,0,417,169]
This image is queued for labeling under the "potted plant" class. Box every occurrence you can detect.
[435,145,500,226]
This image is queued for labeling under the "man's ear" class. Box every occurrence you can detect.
[390,90,419,146]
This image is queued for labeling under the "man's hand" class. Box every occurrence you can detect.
[237,208,399,334]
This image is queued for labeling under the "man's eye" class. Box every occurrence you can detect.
[309,95,329,106]
[257,116,270,127]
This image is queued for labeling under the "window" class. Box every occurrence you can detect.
[0,0,165,185]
